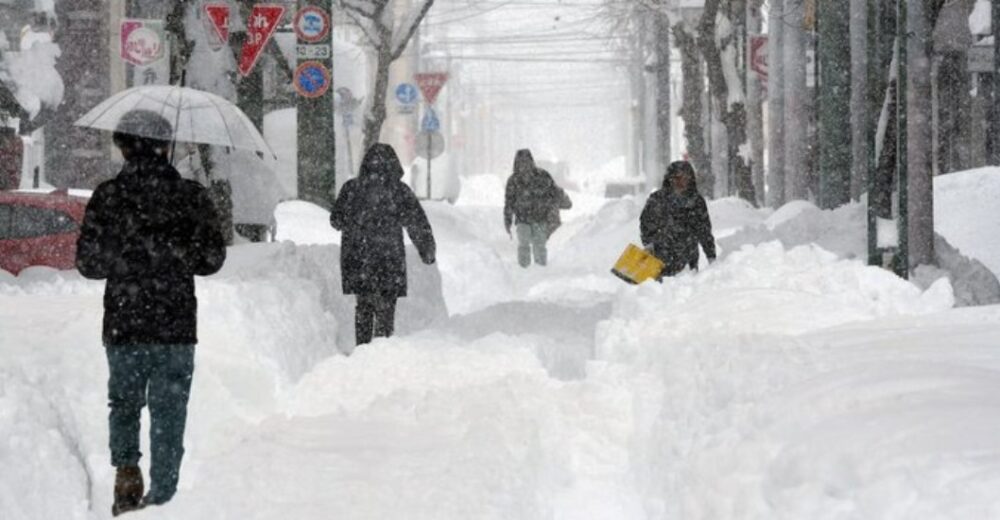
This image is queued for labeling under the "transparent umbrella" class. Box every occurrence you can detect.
[74,85,274,158]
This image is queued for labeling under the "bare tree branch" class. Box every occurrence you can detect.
[391,0,435,59]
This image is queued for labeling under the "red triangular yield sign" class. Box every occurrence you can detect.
[238,4,285,77]
[415,73,449,105]
[204,4,230,44]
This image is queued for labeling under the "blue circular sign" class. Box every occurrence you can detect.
[294,61,330,98]
[395,83,418,105]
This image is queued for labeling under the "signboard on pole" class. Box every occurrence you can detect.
[395,83,419,114]
[750,35,768,80]
[238,4,285,77]
[204,4,230,48]
[296,2,336,207]
[415,131,445,159]
[969,45,994,73]
[294,6,330,43]
[421,109,441,132]
[120,19,165,66]
[415,73,449,105]
[294,61,331,98]
[296,44,331,60]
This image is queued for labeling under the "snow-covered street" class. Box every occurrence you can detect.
[3,171,1000,519]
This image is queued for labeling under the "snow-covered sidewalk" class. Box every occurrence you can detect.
[3,182,1000,519]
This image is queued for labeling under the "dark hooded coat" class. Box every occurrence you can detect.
[504,151,570,229]
[76,156,227,346]
[640,166,716,276]
[330,144,436,297]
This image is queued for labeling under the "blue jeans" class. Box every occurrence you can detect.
[106,344,194,504]
[516,223,548,267]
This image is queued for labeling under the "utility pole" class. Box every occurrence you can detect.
[849,0,869,200]
[746,0,765,206]
[296,0,336,208]
[896,0,909,278]
[817,0,852,208]
[866,0,881,268]
[656,11,672,174]
[782,0,809,201]
[992,0,1000,164]
[766,0,785,207]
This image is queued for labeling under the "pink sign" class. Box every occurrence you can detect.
[120,19,165,67]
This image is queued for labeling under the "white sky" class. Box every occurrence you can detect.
[422,0,632,176]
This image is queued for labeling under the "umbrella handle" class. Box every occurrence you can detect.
[169,71,187,166]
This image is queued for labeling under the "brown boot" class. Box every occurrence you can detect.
[112,465,145,516]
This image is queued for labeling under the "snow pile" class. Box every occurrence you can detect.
[454,174,506,207]
[970,0,991,35]
[423,202,516,315]
[720,197,1000,306]
[597,241,954,365]
[0,241,445,518]
[1,41,63,118]
[219,243,447,352]
[592,242,1000,519]
[934,167,1000,275]
[274,200,340,245]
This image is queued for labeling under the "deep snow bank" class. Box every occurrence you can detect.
[592,242,1000,519]
[934,167,1000,274]
[719,199,1000,306]
[0,241,445,518]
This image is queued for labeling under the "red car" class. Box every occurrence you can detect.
[0,190,89,275]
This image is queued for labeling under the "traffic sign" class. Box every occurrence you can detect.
[415,73,448,105]
[421,109,440,132]
[296,44,331,60]
[294,61,331,98]
[294,6,330,43]
[120,19,165,66]
[415,130,444,160]
[204,3,230,46]
[238,4,285,77]
[396,83,419,105]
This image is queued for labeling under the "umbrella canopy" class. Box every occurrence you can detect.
[74,85,274,157]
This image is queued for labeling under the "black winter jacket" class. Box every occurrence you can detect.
[76,157,226,346]
[640,188,716,276]
[504,168,565,228]
[330,144,436,297]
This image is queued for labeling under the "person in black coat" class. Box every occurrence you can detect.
[330,143,436,347]
[640,160,716,278]
[503,149,572,267]
[76,110,226,515]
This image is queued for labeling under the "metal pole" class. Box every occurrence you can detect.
[426,128,432,199]
[817,0,852,209]
[896,0,909,279]
[992,0,1000,164]
[296,0,336,207]
[866,0,879,267]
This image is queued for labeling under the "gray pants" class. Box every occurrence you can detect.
[516,223,548,267]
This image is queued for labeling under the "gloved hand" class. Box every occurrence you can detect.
[422,253,436,265]
[707,256,716,265]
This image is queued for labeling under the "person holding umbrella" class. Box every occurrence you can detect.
[76,109,226,515]
[330,143,436,348]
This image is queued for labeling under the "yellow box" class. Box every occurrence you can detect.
[611,243,665,284]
